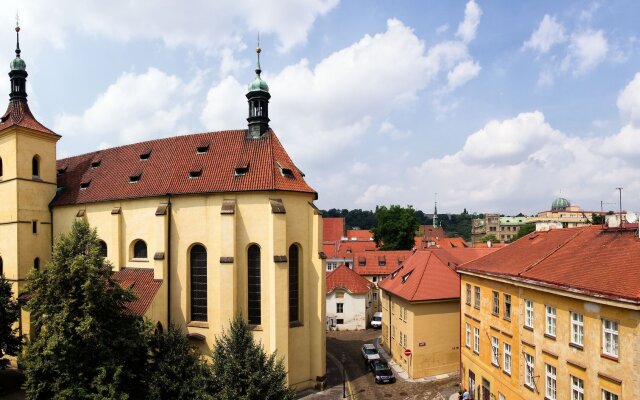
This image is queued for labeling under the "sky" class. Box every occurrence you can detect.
[1,0,640,215]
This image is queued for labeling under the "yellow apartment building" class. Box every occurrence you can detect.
[378,248,495,379]
[0,28,325,390]
[458,225,639,399]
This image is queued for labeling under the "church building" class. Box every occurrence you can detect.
[0,26,326,390]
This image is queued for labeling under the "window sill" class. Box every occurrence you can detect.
[474,306,480,310]
[503,317,511,322]
[491,362,500,368]
[601,353,619,362]
[289,321,304,328]
[569,342,583,351]
[544,333,556,341]
[491,312,500,317]
[524,384,534,392]
[473,350,479,355]
[523,325,533,332]
[187,321,209,329]
[130,258,149,262]
[502,370,511,377]
[249,324,263,331]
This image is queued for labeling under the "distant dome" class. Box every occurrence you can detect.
[10,56,25,71]
[551,197,570,211]
[248,76,269,92]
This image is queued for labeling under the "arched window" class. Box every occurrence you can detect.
[0,256,3,275]
[190,245,207,322]
[34,257,40,271]
[247,244,261,325]
[32,155,40,177]
[98,240,108,258]
[133,240,147,259]
[289,244,300,323]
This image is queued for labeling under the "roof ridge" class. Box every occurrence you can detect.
[519,228,586,275]
[409,251,432,301]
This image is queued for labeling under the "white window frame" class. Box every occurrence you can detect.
[503,342,511,374]
[524,353,534,388]
[570,311,584,346]
[474,286,481,309]
[602,319,619,357]
[491,336,499,366]
[336,303,343,313]
[545,364,556,400]
[571,376,584,400]
[492,291,500,315]
[466,283,471,305]
[602,389,619,400]
[473,327,480,354]
[545,305,556,337]
[503,293,511,320]
[525,299,534,328]
[465,323,471,348]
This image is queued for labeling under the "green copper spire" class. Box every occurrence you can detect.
[10,23,26,71]
[248,41,269,92]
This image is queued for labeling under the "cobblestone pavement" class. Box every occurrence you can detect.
[298,329,460,400]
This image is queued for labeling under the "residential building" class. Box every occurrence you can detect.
[326,265,375,330]
[323,217,376,271]
[378,247,496,379]
[458,225,639,399]
[498,216,530,242]
[0,30,325,390]
[471,214,501,244]
[532,197,606,228]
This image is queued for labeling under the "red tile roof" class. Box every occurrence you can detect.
[458,226,640,304]
[352,250,413,276]
[112,267,162,316]
[0,100,58,136]
[323,242,339,259]
[335,241,377,258]
[420,225,447,240]
[323,218,345,242]
[54,129,315,206]
[346,229,373,241]
[379,248,496,302]
[326,265,375,295]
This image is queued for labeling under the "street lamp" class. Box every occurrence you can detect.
[341,352,347,399]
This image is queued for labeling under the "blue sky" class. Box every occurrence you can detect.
[2,0,640,215]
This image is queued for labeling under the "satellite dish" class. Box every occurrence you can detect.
[626,212,638,223]
[607,214,621,228]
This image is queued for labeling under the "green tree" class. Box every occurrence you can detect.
[210,315,294,400]
[146,323,213,400]
[0,274,21,369]
[480,234,501,244]
[21,219,152,400]
[371,205,420,250]
[591,214,605,224]
[513,223,536,241]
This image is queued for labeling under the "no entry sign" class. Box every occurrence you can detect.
[404,348,412,357]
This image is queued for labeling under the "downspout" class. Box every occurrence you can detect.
[388,292,392,357]
[166,194,172,325]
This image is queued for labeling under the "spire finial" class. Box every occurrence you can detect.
[255,33,262,76]
[15,12,21,57]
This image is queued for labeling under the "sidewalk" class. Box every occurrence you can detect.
[373,337,458,384]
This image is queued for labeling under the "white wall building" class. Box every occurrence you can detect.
[326,265,374,330]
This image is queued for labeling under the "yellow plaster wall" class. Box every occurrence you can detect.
[460,273,639,399]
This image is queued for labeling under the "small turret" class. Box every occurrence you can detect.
[246,41,270,138]
[9,23,27,101]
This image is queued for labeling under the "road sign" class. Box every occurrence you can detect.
[404,348,412,357]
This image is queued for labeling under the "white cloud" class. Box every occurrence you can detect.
[523,15,566,54]
[617,72,640,126]
[202,14,481,163]
[1,0,338,53]
[436,24,449,35]
[378,121,411,140]
[456,0,482,44]
[355,184,394,207]
[565,30,608,74]
[55,68,201,145]
[446,60,481,91]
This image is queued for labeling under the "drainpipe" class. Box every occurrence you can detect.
[166,194,172,325]
[388,292,392,357]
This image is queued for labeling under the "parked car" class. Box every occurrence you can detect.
[369,360,395,384]
[360,343,381,362]
[370,312,382,329]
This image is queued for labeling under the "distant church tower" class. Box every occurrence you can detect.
[246,43,270,138]
[433,194,439,228]
[0,24,60,337]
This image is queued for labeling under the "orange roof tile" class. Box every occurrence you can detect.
[0,100,58,136]
[323,218,345,242]
[112,268,162,316]
[335,241,377,258]
[458,226,640,304]
[346,229,373,241]
[379,248,497,302]
[326,265,374,295]
[54,129,315,206]
[351,250,413,276]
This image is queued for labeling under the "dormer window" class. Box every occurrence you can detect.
[358,256,366,266]
[277,162,294,178]
[188,167,203,179]
[196,143,210,154]
[129,170,142,183]
[378,256,386,266]
[139,149,152,161]
[401,271,413,283]
[391,268,403,279]
[57,166,67,175]
[90,159,101,169]
[80,180,91,190]
[235,163,249,176]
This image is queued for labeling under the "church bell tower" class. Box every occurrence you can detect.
[246,43,270,138]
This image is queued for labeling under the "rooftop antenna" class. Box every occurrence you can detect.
[616,187,623,228]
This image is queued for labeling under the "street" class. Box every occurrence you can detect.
[299,329,460,400]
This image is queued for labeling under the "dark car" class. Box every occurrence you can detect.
[369,360,395,384]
